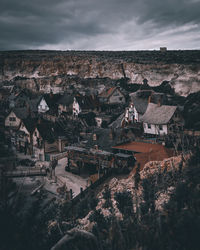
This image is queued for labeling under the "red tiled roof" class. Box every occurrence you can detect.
[99,87,117,98]
[113,141,175,171]
[112,141,169,153]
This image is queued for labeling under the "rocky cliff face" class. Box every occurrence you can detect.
[0,50,200,96]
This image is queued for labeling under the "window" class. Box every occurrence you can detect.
[159,125,163,130]
[148,124,151,129]
[35,131,37,136]
[93,133,97,141]
[9,117,16,121]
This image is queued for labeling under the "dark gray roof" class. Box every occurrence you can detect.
[85,128,134,152]
[130,92,149,115]
[13,108,29,119]
[109,113,124,129]
[29,97,42,112]
[140,103,177,125]
[58,93,74,106]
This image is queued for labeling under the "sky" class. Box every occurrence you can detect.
[0,0,200,51]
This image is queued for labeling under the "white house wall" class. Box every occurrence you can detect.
[38,98,49,113]
[133,107,139,122]
[143,123,168,135]
[73,98,81,116]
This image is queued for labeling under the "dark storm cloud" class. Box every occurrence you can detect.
[0,0,200,50]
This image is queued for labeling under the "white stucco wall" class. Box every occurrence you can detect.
[143,123,168,135]
[73,98,81,116]
[38,98,49,113]
[134,107,139,122]
[95,117,102,127]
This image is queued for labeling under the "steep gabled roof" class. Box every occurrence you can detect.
[12,107,29,120]
[21,117,38,134]
[57,93,74,106]
[43,93,61,108]
[109,113,124,129]
[75,95,99,110]
[29,96,42,112]
[130,92,150,115]
[140,103,177,125]
[99,87,124,99]
[36,119,56,142]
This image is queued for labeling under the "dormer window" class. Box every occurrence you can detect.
[9,117,16,121]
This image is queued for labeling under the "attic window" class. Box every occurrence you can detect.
[9,117,16,121]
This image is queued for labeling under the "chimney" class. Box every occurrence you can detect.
[148,95,151,103]
[143,78,148,85]
[109,129,114,140]
[157,98,161,107]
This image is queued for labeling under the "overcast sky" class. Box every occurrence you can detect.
[0,0,200,51]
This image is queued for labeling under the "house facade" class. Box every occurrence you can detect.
[57,93,74,115]
[37,97,49,113]
[73,95,100,117]
[16,121,32,154]
[32,119,68,161]
[129,90,151,122]
[99,87,125,104]
[140,103,184,135]
[5,111,21,128]
[73,97,82,117]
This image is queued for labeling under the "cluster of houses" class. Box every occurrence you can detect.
[0,80,185,163]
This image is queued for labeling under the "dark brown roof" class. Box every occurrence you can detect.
[22,117,38,134]
[112,141,168,153]
[75,95,100,110]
